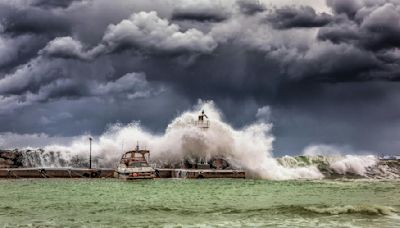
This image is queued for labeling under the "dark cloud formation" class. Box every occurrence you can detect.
[1,0,400,155]
[266,6,332,29]
[1,7,70,36]
[30,0,82,9]
[326,0,362,18]
[320,1,400,51]
[236,0,266,15]
[171,4,229,22]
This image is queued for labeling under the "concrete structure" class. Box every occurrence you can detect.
[0,168,114,178]
[156,169,245,179]
[0,168,245,179]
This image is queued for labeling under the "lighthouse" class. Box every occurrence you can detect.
[195,110,209,129]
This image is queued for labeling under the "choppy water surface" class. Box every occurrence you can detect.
[0,179,399,227]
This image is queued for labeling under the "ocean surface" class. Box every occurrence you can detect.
[0,179,399,227]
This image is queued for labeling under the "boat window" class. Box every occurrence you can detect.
[128,162,149,168]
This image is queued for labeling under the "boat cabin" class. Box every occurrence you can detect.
[120,145,151,168]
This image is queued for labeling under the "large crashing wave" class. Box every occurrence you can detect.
[4,101,396,180]
[39,101,323,180]
[278,144,379,177]
[278,144,400,179]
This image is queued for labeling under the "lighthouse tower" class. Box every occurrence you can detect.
[195,110,209,129]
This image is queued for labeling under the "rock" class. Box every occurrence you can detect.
[0,158,14,165]
[0,150,17,160]
[0,150,24,168]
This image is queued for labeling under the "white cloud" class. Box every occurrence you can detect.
[40,36,90,60]
[102,11,217,53]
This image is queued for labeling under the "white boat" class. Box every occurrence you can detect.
[114,145,155,180]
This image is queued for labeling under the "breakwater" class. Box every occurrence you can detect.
[0,150,23,168]
[0,168,114,178]
[2,149,400,179]
[0,149,89,168]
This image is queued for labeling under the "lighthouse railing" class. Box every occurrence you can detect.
[194,120,210,128]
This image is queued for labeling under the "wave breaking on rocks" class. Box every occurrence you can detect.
[1,101,399,180]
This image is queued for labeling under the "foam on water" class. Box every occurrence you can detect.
[304,205,397,216]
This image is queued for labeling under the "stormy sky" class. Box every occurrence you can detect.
[1,0,400,155]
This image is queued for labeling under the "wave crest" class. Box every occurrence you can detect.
[304,205,397,216]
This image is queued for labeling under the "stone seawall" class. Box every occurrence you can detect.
[1,149,400,179]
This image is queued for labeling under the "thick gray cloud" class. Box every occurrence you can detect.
[1,0,400,155]
[171,1,230,22]
[326,0,363,18]
[236,0,266,15]
[266,6,332,29]
[320,1,400,50]
[30,0,82,9]
[39,11,218,59]
[101,11,217,54]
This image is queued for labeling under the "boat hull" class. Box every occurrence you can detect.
[114,171,155,180]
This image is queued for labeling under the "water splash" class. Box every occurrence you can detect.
[4,101,393,180]
[301,144,379,176]
[38,100,323,180]
[278,154,379,177]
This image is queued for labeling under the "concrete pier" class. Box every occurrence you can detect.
[156,168,246,179]
[0,168,246,179]
[0,168,114,178]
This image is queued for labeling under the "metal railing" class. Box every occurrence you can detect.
[194,120,210,128]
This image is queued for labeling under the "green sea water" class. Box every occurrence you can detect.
[0,179,399,227]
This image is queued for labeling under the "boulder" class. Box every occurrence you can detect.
[0,158,14,165]
[0,150,17,160]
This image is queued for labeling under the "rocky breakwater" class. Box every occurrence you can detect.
[0,149,114,178]
[0,150,23,168]
[0,149,93,168]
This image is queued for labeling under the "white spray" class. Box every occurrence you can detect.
[302,144,378,176]
[42,101,323,180]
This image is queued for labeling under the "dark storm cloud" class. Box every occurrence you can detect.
[30,0,82,9]
[2,0,400,155]
[236,0,265,15]
[266,6,332,29]
[326,0,363,18]
[320,1,400,51]
[39,11,218,60]
[171,7,229,22]
[0,6,71,36]
[170,0,230,22]
[0,54,162,111]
